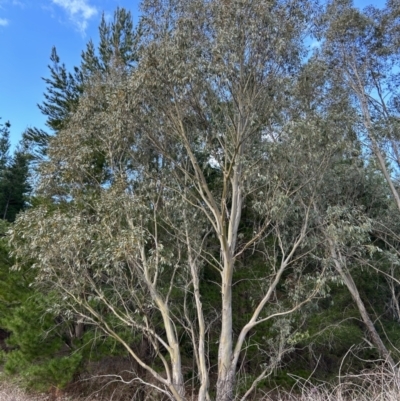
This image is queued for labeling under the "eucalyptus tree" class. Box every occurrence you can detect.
[316,0,400,367]
[320,0,400,210]
[312,165,398,367]
[9,0,355,400]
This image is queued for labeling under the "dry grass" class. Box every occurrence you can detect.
[0,382,45,401]
[0,366,400,401]
[262,364,400,401]
[0,378,93,401]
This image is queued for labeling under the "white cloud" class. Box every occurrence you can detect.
[0,17,9,26]
[0,0,25,7]
[51,0,97,33]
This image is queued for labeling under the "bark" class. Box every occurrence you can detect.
[216,159,243,401]
[152,290,185,398]
[74,318,84,339]
[140,244,186,399]
[216,255,235,401]
[184,218,210,401]
[329,242,396,368]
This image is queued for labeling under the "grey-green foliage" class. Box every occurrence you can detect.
[319,0,400,183]
[11,1,332,399]
[8,0,400,399]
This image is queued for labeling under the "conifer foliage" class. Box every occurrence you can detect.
[23,8,140,161]
[0,119,30,222]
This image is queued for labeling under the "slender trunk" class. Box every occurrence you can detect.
[154,295,185,398]
[216,157,243,401]
[346,70,398,367]
[329,242,396,367]
[184,209,210,401]
[352,70,400,214]
[192,268,210,401]
[2,194,10,220]
[388,266,400,322]
[140,245,185,399]
[216,254,234,401]
[369,134,400,214]
[74,317,84,339]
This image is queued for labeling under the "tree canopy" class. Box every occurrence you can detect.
[3,1,400,400]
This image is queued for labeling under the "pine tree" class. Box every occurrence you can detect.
[23,8,140,160]
[0,120,30,222]
[0,119,11,171]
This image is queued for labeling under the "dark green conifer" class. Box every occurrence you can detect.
[0,120,30,222]
[23,8,140,160]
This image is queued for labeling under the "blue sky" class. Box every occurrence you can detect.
[0,0,386,150]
